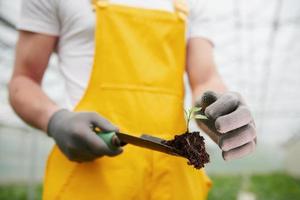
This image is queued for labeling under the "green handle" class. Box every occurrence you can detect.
[96,131,119,151]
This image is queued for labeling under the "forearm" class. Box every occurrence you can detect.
[186,37,227,102]
[191,73,227,101]
[9,76,60,132]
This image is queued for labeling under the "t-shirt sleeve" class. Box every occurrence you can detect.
[188,0,215,45]
[17,0,60,36]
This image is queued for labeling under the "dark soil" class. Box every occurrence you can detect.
[163,132,210,169]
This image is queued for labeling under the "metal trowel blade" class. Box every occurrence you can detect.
[116,132,180,156]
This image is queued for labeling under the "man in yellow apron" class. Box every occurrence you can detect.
[10,0,256,199]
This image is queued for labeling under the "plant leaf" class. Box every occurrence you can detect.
[184,109,189,119]
[192,107,202,113]
[194,114,208,120]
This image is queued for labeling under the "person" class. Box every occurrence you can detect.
[9,0,257,199]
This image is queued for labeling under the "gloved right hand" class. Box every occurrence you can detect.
[47,109,123,162]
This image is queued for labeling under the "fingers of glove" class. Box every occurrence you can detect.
[205,92,240,120]
[83,130,123,157]
[66,149,97,163]
[215,106,253,133]
[219,124,256,151]
[222,141,256,161]
[58,136,96,162]
[82,112,119,132]
[195,91,218,111]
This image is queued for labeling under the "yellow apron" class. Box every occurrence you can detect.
[43,0,211,199]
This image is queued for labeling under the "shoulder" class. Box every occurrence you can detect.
[187,0,215,43]
[18,0,61,35]
[21,0,59,10]
[187,0,210,23]
[188,0,208,13]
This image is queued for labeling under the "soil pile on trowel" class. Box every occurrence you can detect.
[163,132,209,169]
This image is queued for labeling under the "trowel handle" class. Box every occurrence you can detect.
[96,131,120,151]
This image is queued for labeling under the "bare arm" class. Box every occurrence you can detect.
[186,38,226,100]
[9,31,122,161]
[187,38,256,160]
[9,31,60,132]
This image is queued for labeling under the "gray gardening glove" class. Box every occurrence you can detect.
[47,109,122,162]
[195,91,256,161]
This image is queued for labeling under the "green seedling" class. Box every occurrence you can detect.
[163,107,210,169]
[184,106,207,132]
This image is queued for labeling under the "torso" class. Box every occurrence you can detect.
[54,0,201,109]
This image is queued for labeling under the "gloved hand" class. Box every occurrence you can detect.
[195,91,256,161]
[47,109,123,162]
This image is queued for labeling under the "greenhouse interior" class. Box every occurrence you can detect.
[0,0,300,199]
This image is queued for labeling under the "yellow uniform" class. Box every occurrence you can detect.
[43,0,211,199]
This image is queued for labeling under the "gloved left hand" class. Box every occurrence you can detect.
[195,91,256,161]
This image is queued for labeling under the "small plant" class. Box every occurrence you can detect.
[184,106,207,132]
[163,106,210,169]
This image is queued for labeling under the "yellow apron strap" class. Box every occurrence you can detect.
[92,0,109,9]
[92,0,189,18]
[173,0,189,20]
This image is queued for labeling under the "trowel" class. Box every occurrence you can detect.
[96,131,180,156]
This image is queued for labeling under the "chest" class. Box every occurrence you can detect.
[58,0,194,31]
[56,0,194,51]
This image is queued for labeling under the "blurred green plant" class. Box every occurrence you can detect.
[1,172,300,200]
[0,184,41,200]
[208,175,242,200]
[208,172,300,200]
[249,173,300,200]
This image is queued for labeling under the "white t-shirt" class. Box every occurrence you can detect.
[18,0,214,109]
